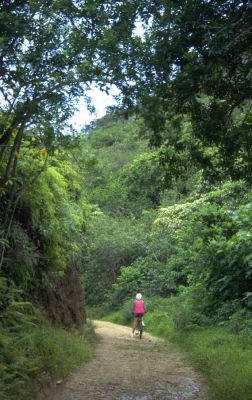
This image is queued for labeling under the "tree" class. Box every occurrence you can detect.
[0,0,139,264]
[116,1,252,182]
[84,210,151,304]
[118,151,163,213]
[0,0,140,181]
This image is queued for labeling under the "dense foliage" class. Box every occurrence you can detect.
[0,276,95,400]
[1,1,252,399]
[118,0,252,182]
[85,118,252,333]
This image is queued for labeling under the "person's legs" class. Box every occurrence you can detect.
[132,316,138,334]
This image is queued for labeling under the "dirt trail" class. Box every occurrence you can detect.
[45,321,209,400]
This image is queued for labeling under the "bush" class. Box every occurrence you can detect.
[0,288,95,400]
[0,320,95,400]
[225,308,252,335]
[104,299,133,325]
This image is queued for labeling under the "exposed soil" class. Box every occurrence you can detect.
[44,321,209,400]
[41,263,86,329]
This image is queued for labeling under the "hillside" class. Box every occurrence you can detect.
[1,2,251,399]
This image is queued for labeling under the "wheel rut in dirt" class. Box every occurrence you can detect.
[45,321,209,400]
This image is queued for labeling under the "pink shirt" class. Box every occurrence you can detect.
[134,299,145,314]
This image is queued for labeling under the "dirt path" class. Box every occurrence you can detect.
[45,321,209,400]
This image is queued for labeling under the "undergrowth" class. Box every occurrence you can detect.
[0,315,95,400]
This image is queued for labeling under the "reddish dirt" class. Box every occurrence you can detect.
[44,321,209,400]
[42,263,86,329]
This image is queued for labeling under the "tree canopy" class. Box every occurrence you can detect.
[0,0,141,186]
[1,3,252,399]
[114,1,252,182]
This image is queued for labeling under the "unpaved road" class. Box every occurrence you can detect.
[45,321,209,400]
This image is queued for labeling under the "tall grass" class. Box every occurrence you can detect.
[169,328,252,400]
[0,318,95,400]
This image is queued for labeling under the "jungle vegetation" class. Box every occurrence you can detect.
[0,1,252,399]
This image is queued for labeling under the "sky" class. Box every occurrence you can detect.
[69,20,145,130]
[69,84,121,129]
